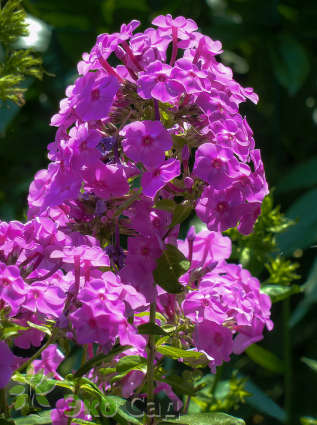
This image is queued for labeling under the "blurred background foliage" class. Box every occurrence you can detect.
[1,0,317,424]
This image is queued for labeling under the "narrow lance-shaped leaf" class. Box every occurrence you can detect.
[158,412,245,425]
[245,344,284,374]
[261,284,301,303]
[74,344,131,378]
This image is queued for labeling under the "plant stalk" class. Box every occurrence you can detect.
[16,331,56,373]
[147,301,156,425]
[0,387,9,417]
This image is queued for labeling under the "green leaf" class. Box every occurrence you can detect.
[1,323,27,339]
[159,412,245,425]
[105,395,143,425]
[112,356,147,383]
[0,419,15,425]
[138,323,167,336]
[74,344,130,378]
[158,374,197,396]
[170,203,193,228]
[154,199,177,212]
[270,33,310,95]
[245,344,284,374]
[116,356,147,373]
[290,257,317,327]
[277,157,317,193]
[72,419,99,425]
[277,187,317,254]
[9,385,25,396]
[261,284,302,303]
[27,321,51,336]
[157,345,203,360]
[33,377,56,395]
[36,394,50,408]
[14,410,53,424]
[14,394,28,410]
[301,417,317,425]
[57,344,83,377]
[244,378,286,422]
[153,244,190,293]
[301,357,317,372]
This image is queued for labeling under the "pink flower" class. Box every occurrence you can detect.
[193,320,233,372]
[137,61,185,103]
[33,344,65,379]
[120,120,173,169]
[72,70,119,121]
[142,159,181,199]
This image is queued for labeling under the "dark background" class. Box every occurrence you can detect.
[1,1,317,424]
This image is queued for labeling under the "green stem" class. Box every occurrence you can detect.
[147,301,156,425]
[283,298,292,424]
[16,332,56,373]
[0,387,9,417]
[183,395,191,414]
[210,365,222,402]
[114,188,142,217]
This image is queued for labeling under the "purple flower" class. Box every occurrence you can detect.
[170,59,208,94]
[196,186,244,232]
[193,143,246,189]
[72,70,119,121]
[0,341,15,388]
[178,227,231,269]
[81,161,129,200]
[152,14,198,35]
[0,262,27,316]
[70,303,121,345]
[33,344,65,379]
[193,320,233,373]
[121,370,144,398]
[137,61,184,103]
[211,116,255,162]
[196,91,238,116]
[142,159,181,199]
[24,282,65,317]
[237,202,262,235]
[51,397,91,425]
[120,120,173,168]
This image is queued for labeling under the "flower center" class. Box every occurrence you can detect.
[91,88,100,101]
[156,74,167,82]
[1,278,10,287]
[201,298,210,307]
[88,318,97,328]
[99,293,106,301]
[216,201,228,213]
[212,158,223,169]
[142,135,153,146]
[32,290,40,299]
[141,247,150,256]
[214,332,223,346]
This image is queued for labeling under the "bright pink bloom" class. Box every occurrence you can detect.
[120,120,173,168]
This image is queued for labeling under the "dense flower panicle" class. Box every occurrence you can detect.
[0,14,273,395]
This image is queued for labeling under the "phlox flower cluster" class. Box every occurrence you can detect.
[0,14,273,421]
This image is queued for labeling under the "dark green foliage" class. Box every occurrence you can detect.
[0,0,43,105]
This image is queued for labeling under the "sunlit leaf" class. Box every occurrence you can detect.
[246,344,284,374]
